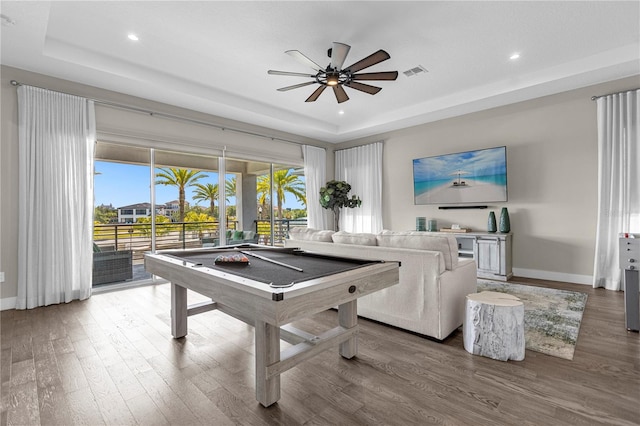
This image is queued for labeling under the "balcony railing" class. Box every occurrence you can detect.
[93,219,308,263]
[254,219,308,244]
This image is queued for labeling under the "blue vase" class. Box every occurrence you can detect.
[499,207,511,233]
[488,211,497,233]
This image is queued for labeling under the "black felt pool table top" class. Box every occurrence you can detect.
[165,247,381,287]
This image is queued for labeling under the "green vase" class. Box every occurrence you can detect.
[499,207,511,233]
[487,211,497,233]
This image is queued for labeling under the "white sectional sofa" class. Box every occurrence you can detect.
[284,228,477,341]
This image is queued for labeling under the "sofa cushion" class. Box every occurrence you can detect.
[243,230,255,241]
[288,227,335,242]
[376,230,459,270]
[332,231,377,246]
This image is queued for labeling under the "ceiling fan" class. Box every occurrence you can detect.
[268,42,398,104]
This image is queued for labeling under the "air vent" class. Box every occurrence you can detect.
[403,65,428,77]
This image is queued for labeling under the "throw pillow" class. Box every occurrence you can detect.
[288,227,335,242]
[332,231,377,246]
[309,230,336,242]
[233,230,245,240]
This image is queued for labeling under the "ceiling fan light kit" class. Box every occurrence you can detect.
[268,41,398,103]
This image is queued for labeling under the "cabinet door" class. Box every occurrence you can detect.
[476,237,501,274]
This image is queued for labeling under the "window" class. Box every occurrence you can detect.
[93,141,308,287]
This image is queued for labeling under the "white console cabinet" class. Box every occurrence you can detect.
[454,232,513,281]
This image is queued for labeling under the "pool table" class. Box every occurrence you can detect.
[144,245,400,407]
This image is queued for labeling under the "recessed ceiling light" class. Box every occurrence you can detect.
[510,53,520,60]
[338,110,345,115]
[128,34,139,41]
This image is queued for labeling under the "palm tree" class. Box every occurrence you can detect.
[193,183,219,216]
[193,181,232,217]
[155,168,207,222]
[257,169,306,220]
[225,176,236,199]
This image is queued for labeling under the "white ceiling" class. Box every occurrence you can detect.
[2,1,639,143]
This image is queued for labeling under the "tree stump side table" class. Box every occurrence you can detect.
[463,291,525,361]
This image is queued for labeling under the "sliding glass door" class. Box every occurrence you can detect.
[93,143,152,285]
[254,163,307,245]
[154,150,221,250]
[93,142,307,287]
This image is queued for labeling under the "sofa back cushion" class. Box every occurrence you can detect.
[376,230,459,270]
[332,231,378,246]
[288,227,335,242]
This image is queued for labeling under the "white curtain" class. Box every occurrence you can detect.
[335,142,383,233]
[302,145,328,230]
[17,86,96,309]
[593,89,640,291]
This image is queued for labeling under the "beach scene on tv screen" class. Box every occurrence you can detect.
[413,147,507,204]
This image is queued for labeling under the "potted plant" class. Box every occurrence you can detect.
[319,180,361,231]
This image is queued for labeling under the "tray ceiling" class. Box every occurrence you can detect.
[1,1,639,143]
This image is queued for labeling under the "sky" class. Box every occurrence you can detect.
[94,161,305,210]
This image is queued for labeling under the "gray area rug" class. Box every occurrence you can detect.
[476,280,588,360]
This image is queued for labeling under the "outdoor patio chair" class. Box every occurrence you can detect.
[92,244,133,285]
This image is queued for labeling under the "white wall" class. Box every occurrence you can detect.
[336,75,639,284]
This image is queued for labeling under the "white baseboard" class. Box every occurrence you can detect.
[1,297,16,311]
[512,268,592,286]
[0,279,163,311]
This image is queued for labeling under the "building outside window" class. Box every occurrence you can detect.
[117,203,152,223]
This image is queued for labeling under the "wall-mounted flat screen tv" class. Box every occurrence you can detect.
[413,146,507,205]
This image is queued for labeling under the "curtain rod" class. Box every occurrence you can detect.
[334,140,384,152]
[591,87,640,101]
[9,79,305,147]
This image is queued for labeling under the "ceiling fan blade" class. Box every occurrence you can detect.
[286,50,323,72]
[345,81,382,95]
[352,71,399,81]
[268,70,315,77]
[305,85,327,102]
[330,42,351,70]
[278,81,317,92]
[333,85,349,103]
[345,50,391,73]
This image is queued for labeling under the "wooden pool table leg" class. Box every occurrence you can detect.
[338,299,358,359]
[255,320,281,407]
[171,283,188,338]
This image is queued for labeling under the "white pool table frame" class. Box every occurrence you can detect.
[145,249,399,407]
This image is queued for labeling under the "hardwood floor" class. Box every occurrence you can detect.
[1,278,638,425]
